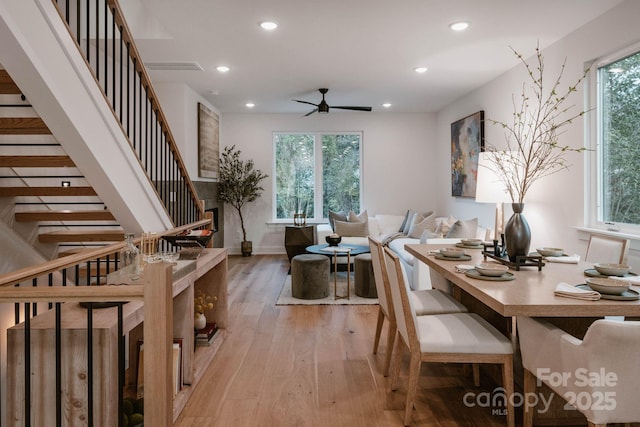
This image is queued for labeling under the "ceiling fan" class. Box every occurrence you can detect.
[293,88,372,116]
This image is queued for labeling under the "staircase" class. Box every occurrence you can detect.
[0,69,124,256]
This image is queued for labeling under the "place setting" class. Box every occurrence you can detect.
[552,262,640,301]
[529,247,581,264]
[433,247,472,261]
[456,262,515,281]
[455,238,485,249]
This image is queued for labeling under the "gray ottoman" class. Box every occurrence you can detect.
[291,254,330,299]
[354,253,377,298]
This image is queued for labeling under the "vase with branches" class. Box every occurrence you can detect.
[218,145,268,256]
[484,45,589,260]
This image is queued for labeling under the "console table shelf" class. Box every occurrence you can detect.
[6,248,228,426]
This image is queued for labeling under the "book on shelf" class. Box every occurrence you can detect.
[196,327,220,347]
[196,322,218,340]
[136,337,184,398]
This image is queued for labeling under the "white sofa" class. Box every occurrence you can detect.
[317,213,489,291]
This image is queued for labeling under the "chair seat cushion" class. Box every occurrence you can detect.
[410,289,468,315]
[417,313,513,354]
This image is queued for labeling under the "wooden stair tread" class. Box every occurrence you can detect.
[39,230,125,243]
[0,118,50,134]
[0,187,97,196]
[0,156,75,167]
[0,70,21,94]
[16,210,115,222]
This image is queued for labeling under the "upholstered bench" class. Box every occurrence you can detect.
[291,254,330,299]
[354,253,377,298]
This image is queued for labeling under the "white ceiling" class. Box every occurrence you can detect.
[123,0,623,115]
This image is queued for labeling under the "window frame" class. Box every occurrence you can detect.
[587,41,640,235]
[272,131,363,223]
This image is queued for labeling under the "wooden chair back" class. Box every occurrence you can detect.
[585,234,629,264]
[384,247,418,353]
[368,237,392,318]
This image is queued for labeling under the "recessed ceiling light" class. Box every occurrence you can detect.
[449,21,470,31]
[245,102,255,108]
[216,65,230,73]
[414,66,428,74]
[260,21,278,30]
[382,103,392,108]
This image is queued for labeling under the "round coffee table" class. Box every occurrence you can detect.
[306,244,370,299]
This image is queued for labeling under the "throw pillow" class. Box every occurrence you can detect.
[408,213,436,239]
[328,210,347,231]
[398,210,411,233]
[401,210,418,234]
[348,210,369,234]
[446,218,479,238]
[434,216,456,236]
[334,220,367,237]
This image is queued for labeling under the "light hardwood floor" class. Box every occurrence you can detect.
[174,255,515,427]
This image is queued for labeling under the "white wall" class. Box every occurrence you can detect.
[220,113,435,254]
[435,0,640,268]
[153,83,220,181]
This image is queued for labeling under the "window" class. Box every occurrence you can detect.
[591,46,640,231]
[274,132,362,221]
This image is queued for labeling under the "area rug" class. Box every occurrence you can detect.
[276,271,379,305]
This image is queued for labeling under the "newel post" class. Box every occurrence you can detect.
[142,262,174,426]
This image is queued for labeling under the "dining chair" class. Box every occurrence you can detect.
[584,234,630,265]
[518,316,640,427]
[384,247,515,427]
[368,237,468,376]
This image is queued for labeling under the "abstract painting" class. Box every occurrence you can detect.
[451,111,484,198]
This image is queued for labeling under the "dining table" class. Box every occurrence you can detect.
[405,243,640,319]
[405,243,640,425]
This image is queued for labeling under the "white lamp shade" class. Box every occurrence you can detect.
[475,152,511,204]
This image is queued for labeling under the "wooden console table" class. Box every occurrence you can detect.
[6,248,227,426]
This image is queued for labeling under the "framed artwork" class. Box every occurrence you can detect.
[451,110,484,198]
[198,102,219,179]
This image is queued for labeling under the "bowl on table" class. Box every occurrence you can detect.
[536,247,564,257]
[325,235,342,246]
[474,263,509,277]
[593,263,631,277]
[585,277,631,295]
[461,238,483,246]
[439,247,466,258]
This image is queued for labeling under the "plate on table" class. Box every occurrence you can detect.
[435,253,472,261]
[456,242,484,249]
[464,269,515,281]
[576,284,640,301]
[584,269,638,278]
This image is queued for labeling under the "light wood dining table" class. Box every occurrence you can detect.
[405,244,640,318]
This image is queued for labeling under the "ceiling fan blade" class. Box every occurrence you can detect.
[331,106,373,112]
[304,108,318,117]
[293,99,319,107]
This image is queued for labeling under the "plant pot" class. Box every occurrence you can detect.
[504,203,531,262]
[241,240,253,257]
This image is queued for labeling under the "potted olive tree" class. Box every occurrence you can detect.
[218,145,268,256]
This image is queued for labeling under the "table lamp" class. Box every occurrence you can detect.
[476,152,511,254]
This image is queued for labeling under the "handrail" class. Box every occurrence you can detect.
[0,218,211,288]
[50,0,206,226]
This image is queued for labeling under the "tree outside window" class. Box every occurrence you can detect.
[274,132,361,221]
[599,51,640,226]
